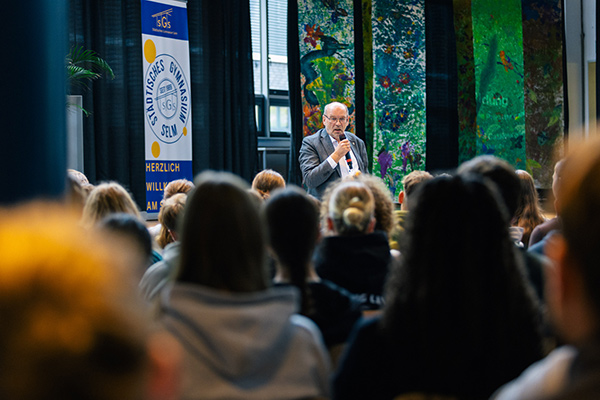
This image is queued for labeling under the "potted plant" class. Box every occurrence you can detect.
[66,46,114,170]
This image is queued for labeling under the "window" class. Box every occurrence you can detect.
[250,0,290,136]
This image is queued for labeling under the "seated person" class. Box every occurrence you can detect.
[333,175,544,400]
[314,180,393,310]
[492,139,600,399]
[264,186,362,348]
[160,171,331,399]
[0,202,180,400]
[251,169,285,200]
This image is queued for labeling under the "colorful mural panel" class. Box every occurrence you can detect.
[298,0,355,137]
[472,0,527,170]
[454,0,477,165]
[522,0,564,187]
[371,0,426,197]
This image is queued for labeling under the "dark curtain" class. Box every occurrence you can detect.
[287,0,303,185]
[69,1,145,205]
[187,0,258,182]
[425,0,459,173]
[68,0,257,210]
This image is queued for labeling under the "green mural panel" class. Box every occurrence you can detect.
[298,0,355,137]
[472,0,526,169]
[372,0,426,197]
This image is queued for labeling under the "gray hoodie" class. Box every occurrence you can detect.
[161,283,331,400]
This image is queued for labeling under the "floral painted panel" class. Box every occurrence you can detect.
[298,0,355,137]
[372,0,426,197]
[522,0,564,187]
[472,0,527,169]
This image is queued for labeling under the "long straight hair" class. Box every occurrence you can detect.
[263,186,319,314]
[177,171,268,292]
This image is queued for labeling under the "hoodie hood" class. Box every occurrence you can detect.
[161,284,310,381]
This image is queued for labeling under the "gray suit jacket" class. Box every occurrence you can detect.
[298,128,369,199]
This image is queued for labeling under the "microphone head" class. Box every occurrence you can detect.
[338,133,346,141]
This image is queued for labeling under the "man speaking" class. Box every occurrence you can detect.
[298,102,369,199]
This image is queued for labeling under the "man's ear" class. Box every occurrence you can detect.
[398,191,405,204]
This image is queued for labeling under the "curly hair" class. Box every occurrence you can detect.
[383,175,542,397]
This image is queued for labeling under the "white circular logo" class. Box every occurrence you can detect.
[144,54,190,144]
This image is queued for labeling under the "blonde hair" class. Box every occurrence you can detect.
[251,169,285,200]
[328,181,375,235]
[162,178,194,201]
[156,193,187,248]
[82,182,141,228]
[0,202,150,400]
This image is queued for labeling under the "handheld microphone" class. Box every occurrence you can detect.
[338,133,353,170]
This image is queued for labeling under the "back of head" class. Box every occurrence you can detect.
[252,169,286,200]
[402,170,434,199]
[156,193,187,248]
[328,181,375,236]
[263,186,319,314]
[354,174,395,235]
[82,182,141,228]
[97,212,154,271]
[263,186,320,275]
[558,140,600,321]
[384,175,540,384]
[177,171,267,292]
[0,203,150,400]
[458,155,520,218]
[163,179,194,200]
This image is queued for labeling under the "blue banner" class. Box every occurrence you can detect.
[142,0,192,213]
[141,0,189,41]
[145,160,192,212]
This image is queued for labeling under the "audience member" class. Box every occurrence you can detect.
[155,193,186,249]
[333,175,543,399]
[148,179,194,239]
[65,172,88,213]
[252,169,285,200]
[314,180,393,310]
[458,155,547,302]
[392,170,433,249]
[492,140,600,399]
[513,169,546,249]
[264,186,362,349]
[140,194,187,302]
[0,202,180,400]
[160,171,331,399]
[81,182,142,228]
[528,159,565,248]
[97,213,156,277]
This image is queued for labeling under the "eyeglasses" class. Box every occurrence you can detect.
[324,115,348,124]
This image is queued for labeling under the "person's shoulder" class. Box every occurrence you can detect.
[491,345,577,400]
[303,129,325,142]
